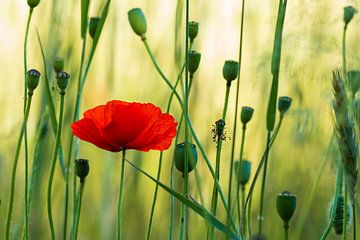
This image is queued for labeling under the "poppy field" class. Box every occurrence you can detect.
[1,0,360,239]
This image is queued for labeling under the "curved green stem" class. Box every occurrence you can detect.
[247,192,253,239]
[116,150,126,240]
[47,93,65,240]
[320,163,343,240]
[5,93,33,240]
[23,9,33,240]
[73,180,85,240]
[258,132,271,235]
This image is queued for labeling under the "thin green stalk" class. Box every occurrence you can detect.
[247,192,253,239]
[64,36,87,240]
[116,150,126,240]
[240,186,246,237]
[342,26,347,86]
[284,224,289,240]
[47,93,65,240]
[23,9,33,240]
[320,163,343,240]
[73,180,85,240]
[353,204,356,240]
[258,132,271,235]
[343,184,348,240]
[235,126,246,227]
[208,83,232,239]
[5,94,33,240]
[228,0,246,231]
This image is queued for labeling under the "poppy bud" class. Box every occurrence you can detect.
[89,17,101,39]
[188,21,199,41]
[276,191,297,224]
[27,69,41,93]
[234,160,251,186]
[344,6,357,26]
[27,0,41,8]
[332,195,351,235]
[56,71,70,93]
[223,60,239,82]
[128,8,147,38]
[278,96,292,116]
[240,106,254,126]
[53,57,64,74]
[348,70,360,96]
[189,50,201,75]
[215,119,226,134]
[174,142,198,174]
[75,159,90,182]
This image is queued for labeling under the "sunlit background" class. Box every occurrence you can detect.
[1,0,360,239]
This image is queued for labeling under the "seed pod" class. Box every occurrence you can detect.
[89,17,101,39]
[223,60,239,82]
[174,142,198,174]
[53,57,64,74]
[75,159,90,182]
[276,191,297,223]
[348,70,360,96]
[332,195,351,235]
[128,8,147,38]
[344,6,357,26]
[27,0,41,8]
[56,71,70,93]
[188,21,199,41]
[189,50,201,75]
[234,160,251,186]
[27,69,41,92]
[240,106,254,126]
[278,96,292,116]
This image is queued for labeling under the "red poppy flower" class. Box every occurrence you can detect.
[71,100,178,152]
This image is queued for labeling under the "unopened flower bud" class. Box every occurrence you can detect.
[276,191,297,224]
[189,50,201,75]
[223,60,239,82]
[56,71,70,93]
[240,106,254,126]
[278,96,292,116]
[89,17,101,39]
[53,57,64,74]
[128,8,147,38]
[174,142,198,174]
[75,159,90,182]
[27,0,41,8]
[348,70,360,96]
[234,160,251,186]
[27,69,41,93]
[344,6,357,26]
[188,21,199,41]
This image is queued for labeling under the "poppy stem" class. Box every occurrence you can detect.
[47,92,66,240]
[5,92,33,240]
[73,179,85,240]
[22,8,34,240]
[116,149,126,240]
[228,0,246,234]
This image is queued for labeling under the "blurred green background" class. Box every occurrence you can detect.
[1,0,360,239]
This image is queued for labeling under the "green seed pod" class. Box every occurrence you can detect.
[27,69,41,92]
[188,21,199,41]
[27,0,41,8]
[234,160,251,186]
[89,17,101,39]
[276,191,297,224]
[56,71,70,93]
[128,8,147,38]
[240,106,254,126]
[344,6,357,26]
[53,57,64,74]
[189,50,201,75]
[222,60,239,82]
[348,70,360,96]
[278,96,292,116]
[332,195,351,235]
[174,142,198,174]
[75,159,90,182]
